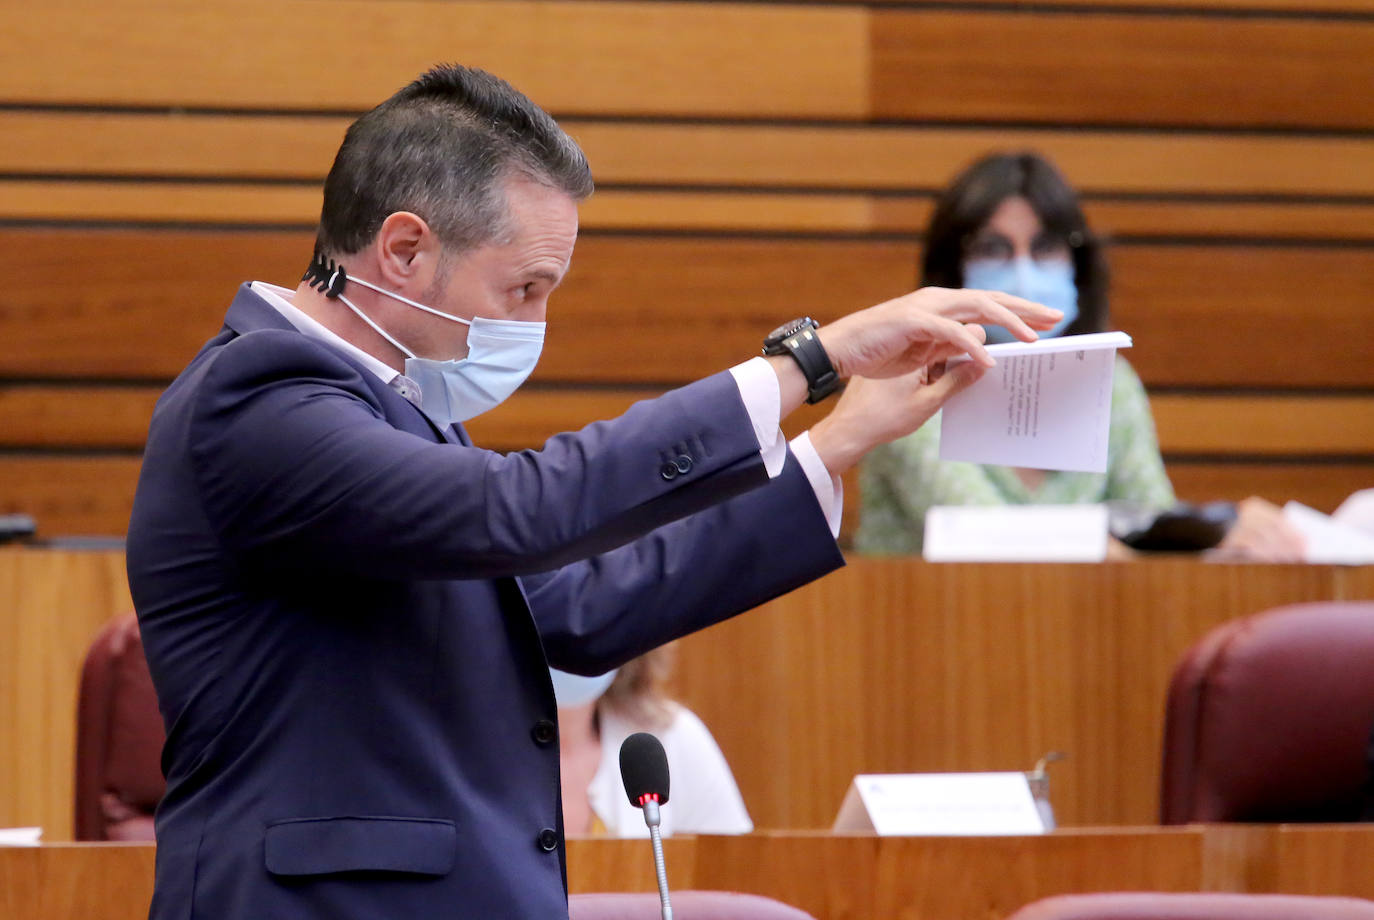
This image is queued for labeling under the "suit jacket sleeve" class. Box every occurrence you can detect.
[187,329,773,579]
[521,448,845,673]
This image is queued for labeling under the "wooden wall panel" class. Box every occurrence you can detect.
[6,111,1372,200]
[1111,246,1374,389]
[0,551,1355,840]
[5,386,1370,457]
[871,10,1374,129]
[4,231,1371,389]
[668,560,1340,830]
[0,229,917,383]
[0,550,132,835]
[11,829,1374,920]
[0,458,142,538]
[1168,462,1373,514]
[0,1,868,118]
[11,182,1374,243]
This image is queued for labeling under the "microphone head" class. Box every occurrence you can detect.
[619,731,670,807]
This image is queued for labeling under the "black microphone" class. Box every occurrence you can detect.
[619,732,673,920]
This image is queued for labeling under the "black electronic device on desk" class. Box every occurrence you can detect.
[0,514,37,545]
[1108,501,1238,552]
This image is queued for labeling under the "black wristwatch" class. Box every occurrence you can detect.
[762,317,840,404]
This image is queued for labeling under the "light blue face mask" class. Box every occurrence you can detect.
[963,256,1079,344]
[335,274,545,429]
[549,667,619,708]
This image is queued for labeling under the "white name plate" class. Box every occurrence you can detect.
[832,773,1046,836]
[923,504,1109,562]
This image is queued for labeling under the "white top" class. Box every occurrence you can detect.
[588,703,753,838]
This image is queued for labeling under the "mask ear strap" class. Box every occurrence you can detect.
[302,252,348,299]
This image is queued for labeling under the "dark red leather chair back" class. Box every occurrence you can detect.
[74,614,166,840]
[1007,893,1374,920]
[1160,601,1374,824]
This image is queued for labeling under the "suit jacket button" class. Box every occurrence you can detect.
[659,461,679,481]
[537,827,560,851]
[674,454,693,475]
[532,719,557,746]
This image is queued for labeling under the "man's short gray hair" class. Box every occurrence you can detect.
[314,64,593,258]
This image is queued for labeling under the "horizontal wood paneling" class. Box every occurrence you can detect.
[0,229,918,383]
[1168,461,1372,513]
[0,550,1355,837]
[0,457,142,537]
[0,1,869,118]
[1111,245,1374,389]
[4,385,1371,458]
[9,182,1374,242]
[872,10,1374,129]
[5,111,1373,199]
[2,454,1363,538]
[1151,394,1374,456]
[3,230,1370,388]
[18,828,1374,920]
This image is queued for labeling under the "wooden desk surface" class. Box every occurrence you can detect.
[2,549,1371,837]
[5,827,1374,920]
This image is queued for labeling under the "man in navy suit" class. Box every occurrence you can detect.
[127,65,1056,919]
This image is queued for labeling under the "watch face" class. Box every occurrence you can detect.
[765,317,815,345]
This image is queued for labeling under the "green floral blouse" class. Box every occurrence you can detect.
[855,357,1175,554]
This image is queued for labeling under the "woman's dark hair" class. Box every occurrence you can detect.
[921,152,1108,334]
[315,64,594,259]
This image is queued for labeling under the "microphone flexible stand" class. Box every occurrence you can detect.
[639,793,673,920]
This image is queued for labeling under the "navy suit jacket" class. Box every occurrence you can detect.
[126,284,844,919]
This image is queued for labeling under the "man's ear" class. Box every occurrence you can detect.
[374,211,439,288]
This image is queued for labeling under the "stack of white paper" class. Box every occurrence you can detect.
[1283,501,1374,565]
[941,332,1132,473]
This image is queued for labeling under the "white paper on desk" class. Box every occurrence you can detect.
[1283,501,1374,565]
[0,827,42,846]
[923,504,1109,562]
[941,332,1131,473]
[832,773,1045,836]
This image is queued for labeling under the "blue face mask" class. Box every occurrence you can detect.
[549,667,619,708]
[336,274,545,429]
[963,256,1079,344]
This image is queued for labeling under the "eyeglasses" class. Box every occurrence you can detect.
[964,230,1080,264]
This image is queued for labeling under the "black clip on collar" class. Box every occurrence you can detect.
[302,252,348,299]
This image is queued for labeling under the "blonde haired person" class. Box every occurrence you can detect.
[553,647,752,838]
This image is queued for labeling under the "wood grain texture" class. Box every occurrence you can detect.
[1168,462,1373,514]
[0,456,1363,539]
[1111,245,1374,389]
[0,457,142,538]
[665,560,1339,829]
[0,1,868,118]
[5,385,1369,457]
[13,828,1374,920]
[4,230,1371,388]
[11,181,1374,243]
[2,553,1356,840]
[5,111,1372,199]
[871,9,1374,129]
[1150,395,1374,456]
[0,229,917,382]
[0,550,132,836]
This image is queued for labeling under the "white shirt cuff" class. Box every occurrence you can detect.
[729,357,786,479]
[790,431,844,539]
